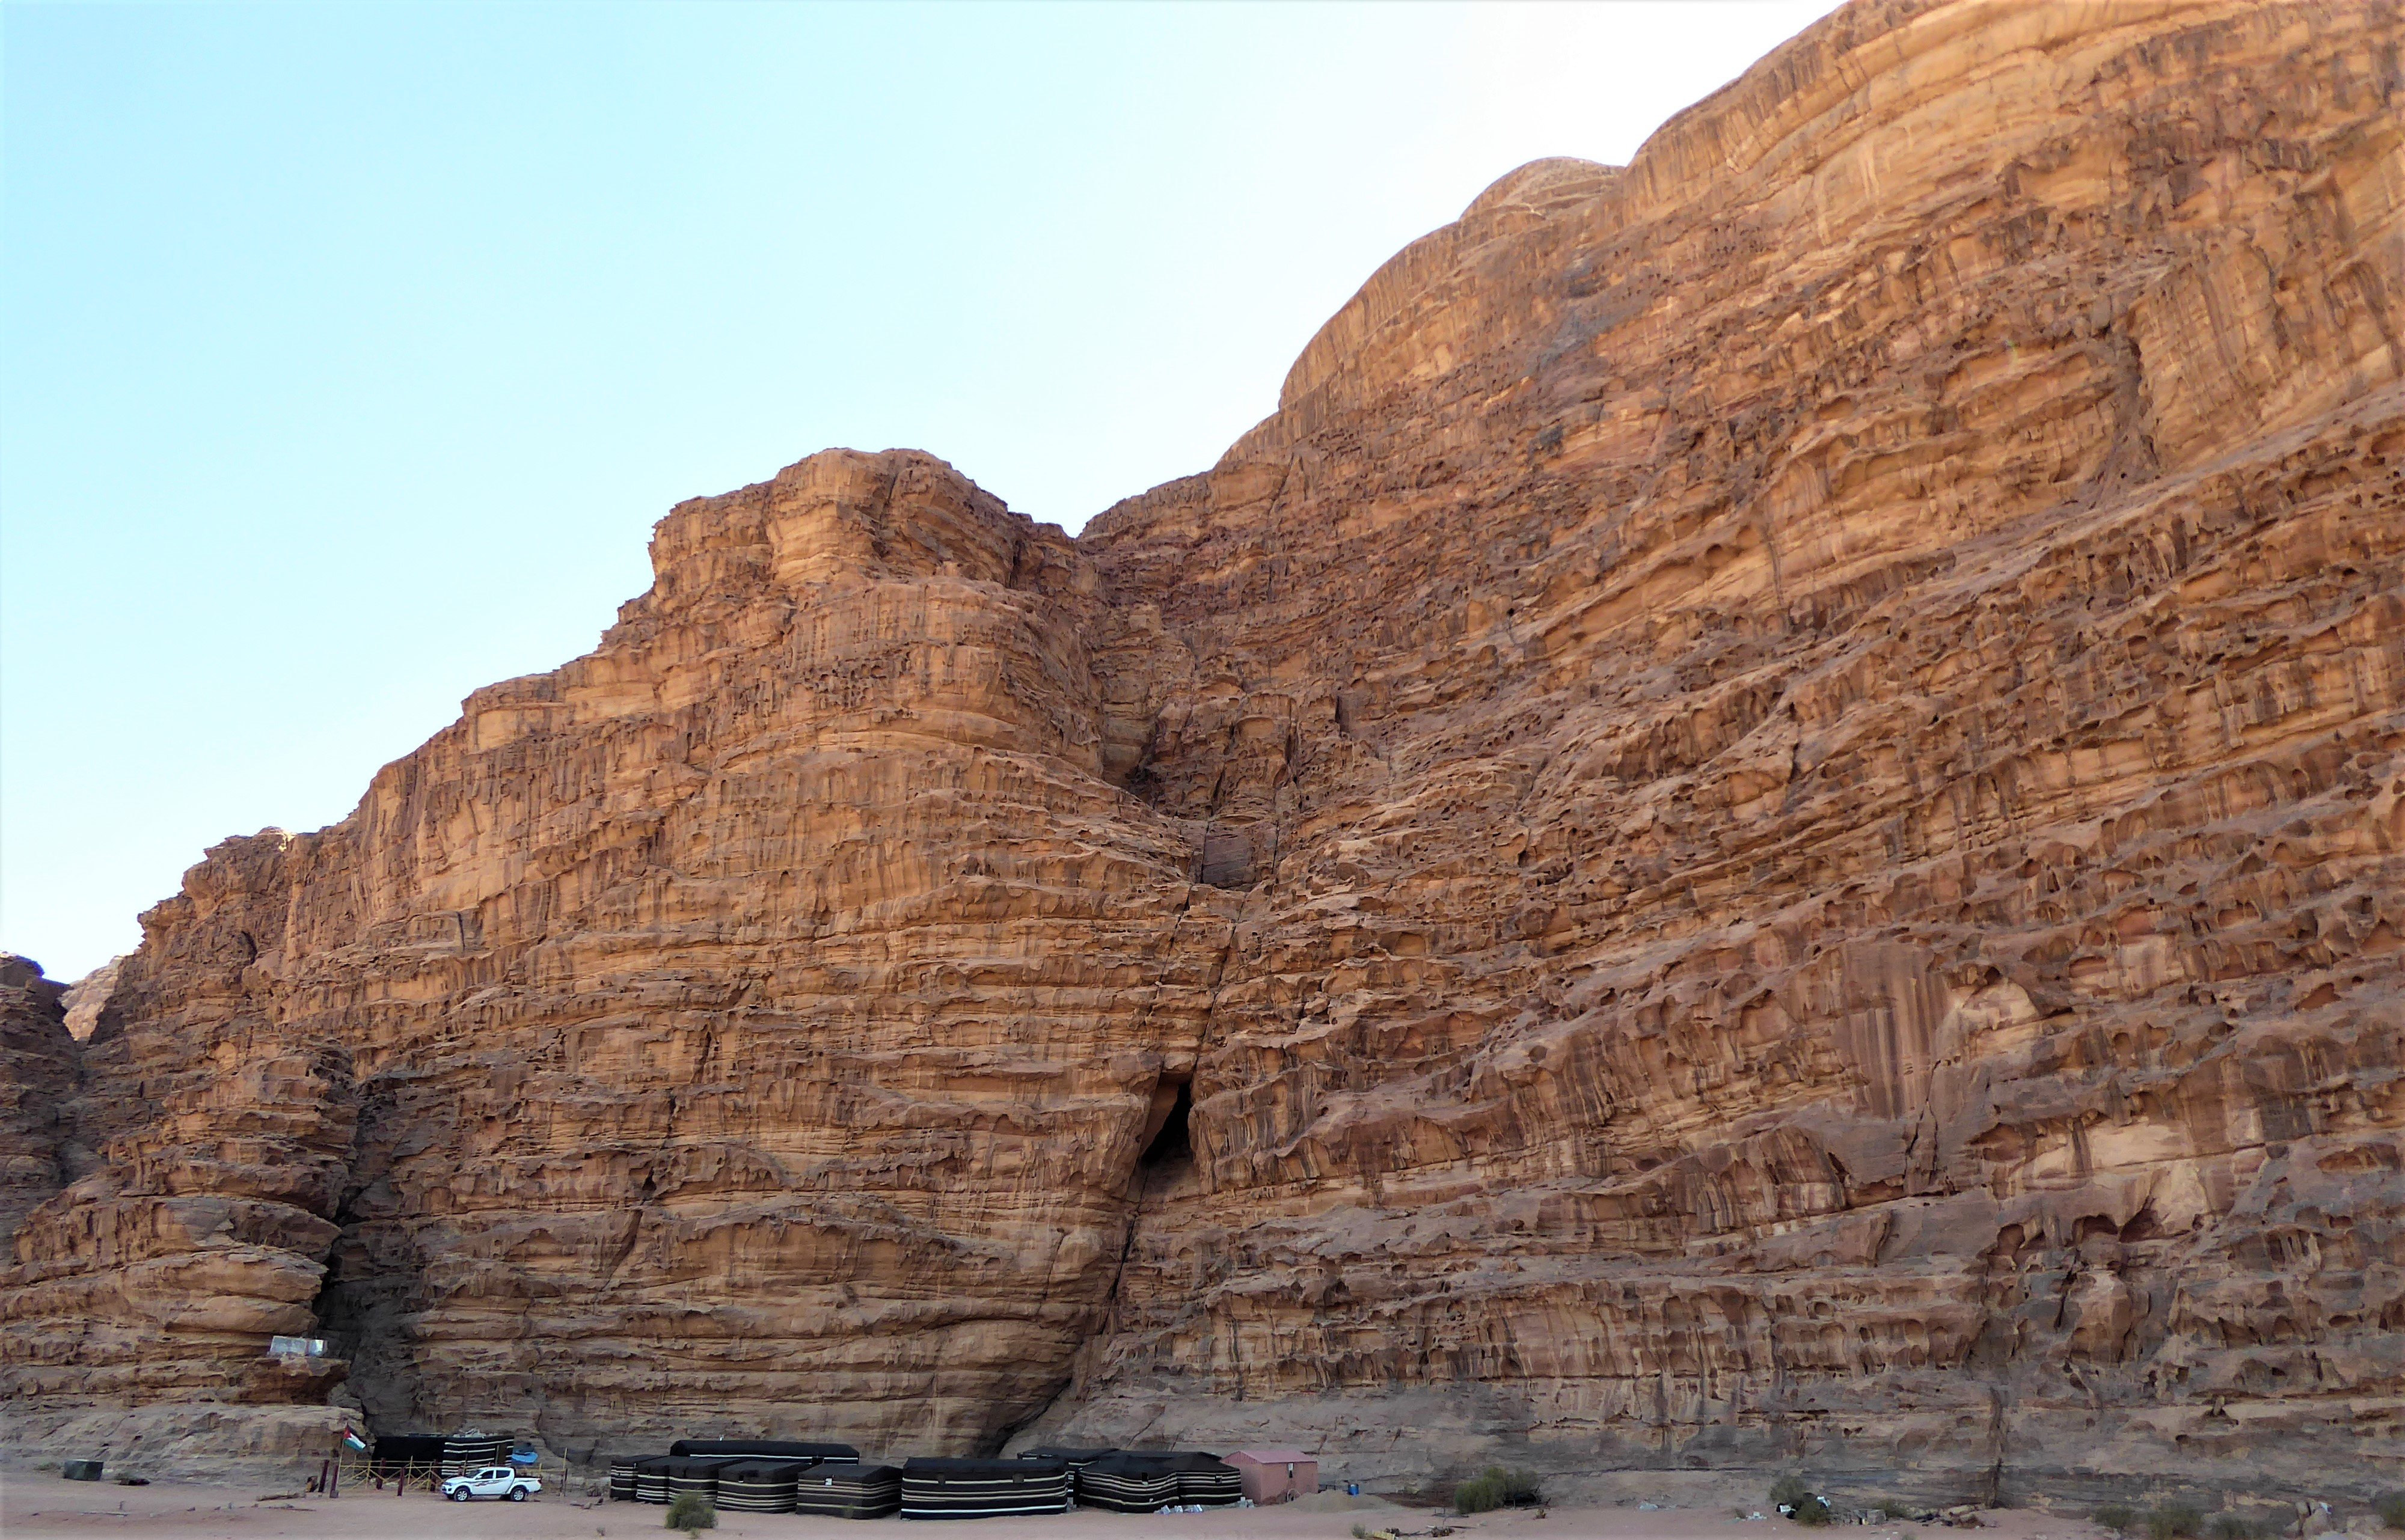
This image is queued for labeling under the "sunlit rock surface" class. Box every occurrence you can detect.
[5,0,2400,1504]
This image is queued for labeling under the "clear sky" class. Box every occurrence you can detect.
[2,0,1841,981]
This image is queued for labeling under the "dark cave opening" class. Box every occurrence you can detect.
[1139,1078,1193,1172]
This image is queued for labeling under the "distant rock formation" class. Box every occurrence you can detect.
[63,956,125,1042]
[4,0,2398,1506]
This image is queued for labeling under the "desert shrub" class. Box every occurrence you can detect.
[1453,1467,1542,1514]
[2146,1506,2202,1540]
[1770,1476,1831,1527]
[664,1492,716,1532]
[2376,1494,2405,1532]
[2207,1517,2255,1540]
[2095,1505,2137,1534]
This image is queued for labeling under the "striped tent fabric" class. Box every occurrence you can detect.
[1074,1452,1181,1514]
[607,1456,652,1502]
[440,1435,512,1475]
[791,1462,902,1519]
[901,1456,1070,1520]
[664,1455,741,1503]
[634,1456,676,1504]
[714,1458,809,1513]
[671,1438,861,1461]
[1171,1453,1245,1506]
[1020,1446,1115,1473]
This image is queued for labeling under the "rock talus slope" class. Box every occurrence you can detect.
[5,0,2401,1505]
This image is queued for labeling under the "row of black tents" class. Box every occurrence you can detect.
[605,1440,1244,1520]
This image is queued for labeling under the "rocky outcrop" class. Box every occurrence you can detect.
[0,956,78,1250]
[4,0,2400,1508]
[63,957,126,1043]
[1,451,1234,1460]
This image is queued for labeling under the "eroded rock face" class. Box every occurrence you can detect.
[63,957,126,1043]
[1034,0,2405,1500]
[4,0,2400,1505]
[2,450,1233,1458]
[0,955,77,1250]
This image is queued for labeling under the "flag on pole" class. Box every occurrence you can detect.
[342,1427,367,1452]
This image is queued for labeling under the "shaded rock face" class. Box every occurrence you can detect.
[0,955,78,1249]
[4,0,2401,1505]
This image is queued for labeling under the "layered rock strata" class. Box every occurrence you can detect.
[5,0,2401,1506]
[3,452,1235,1459]
[0,955,78,1249]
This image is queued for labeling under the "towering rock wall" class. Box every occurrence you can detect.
[1041,0,2405,1500]
[2,450,1234,1459]
[5,0,2400,1505]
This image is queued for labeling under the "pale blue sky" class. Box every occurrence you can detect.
[2,0,1840,980]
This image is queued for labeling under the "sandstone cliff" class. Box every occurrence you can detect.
[5,0,2400,1508]
[0,956,78,1250]
[63,957,126,1043]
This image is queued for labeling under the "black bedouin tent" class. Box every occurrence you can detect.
[607,1455,652,1502]
[634,1456,676,1504]
[714,1458,811,1513]
[1020,1446,1116,1471]
[369,1435,446,1477]
[664,1455,745,1503]
[792,1462,903,1519]
[670,1438,861,1461]
[1074,1452,1180,1513]
[1074,1450,1245,1511]
[1168,1451,1245,1506]
[901,1456,1070,1520]
[440,1435,512,1475]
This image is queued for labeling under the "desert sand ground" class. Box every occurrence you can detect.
[0,1471,2109,1540]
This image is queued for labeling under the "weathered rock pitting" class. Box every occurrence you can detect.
[5,0,2400,1506]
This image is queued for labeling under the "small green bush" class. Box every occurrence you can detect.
[1452,1467,1542,1514]
[2376,1494,2405,1532]
[664,1492,717,1532]
[2095,1506,2138,1534]
[2146,1506,2203,1540]
[2207,1517,2254,1540]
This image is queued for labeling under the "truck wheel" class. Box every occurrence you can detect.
[450,1488,470,1501]
[510,1487,529,1502]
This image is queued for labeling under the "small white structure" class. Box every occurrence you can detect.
[267,1336,330,1357]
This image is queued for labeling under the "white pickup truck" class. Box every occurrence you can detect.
[440,1465,542,1502]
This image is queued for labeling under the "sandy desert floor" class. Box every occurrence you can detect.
[0,1471,2111,1540]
